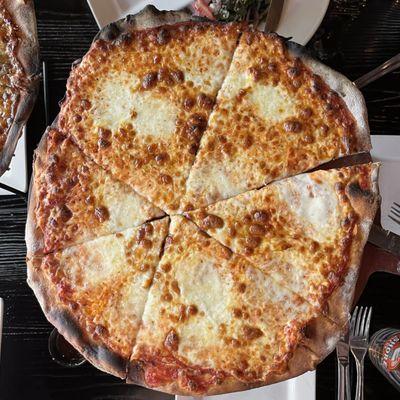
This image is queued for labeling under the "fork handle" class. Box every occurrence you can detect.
[355,360,365,400]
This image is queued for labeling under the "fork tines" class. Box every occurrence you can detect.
[389,202,400,226]
[350,306,373,342]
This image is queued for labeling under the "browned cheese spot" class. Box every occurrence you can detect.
[242,325,263,341]
[94,206,110,223]
[201,214,224,230]
[59,205,73,222]
[142,72,158,90]
[164,329,179,351]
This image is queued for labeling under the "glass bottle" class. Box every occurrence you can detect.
[368,328,400,392]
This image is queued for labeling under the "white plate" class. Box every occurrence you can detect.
[0,129,27,195]
[371,135,400,236]
[177,371,315,400]
[87,0,330,45]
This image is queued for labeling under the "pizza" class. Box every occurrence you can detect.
[26,7,380,397]
[27,218,169,378]
[186,163,380,326]
[0,0,39,175]
[182,31,370,210]
[26,128,164,256]
[128,216,340,395]
[58,18,241,213]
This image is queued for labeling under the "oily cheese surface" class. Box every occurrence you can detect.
[58,22,241,213]
[183,31,369,209]
[187,164,379,325]
[128,216,337,395]
[27,218,169,378]
[28,17,376,395]
[28,128,164,255]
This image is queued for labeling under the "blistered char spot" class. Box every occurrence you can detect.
[201,214,224,230]
[164,329,179,351]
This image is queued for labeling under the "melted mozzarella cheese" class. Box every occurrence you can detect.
[277,174,339,242]
[52,219,169,358]
[91,72,179,138]
[92,71,140,130]
[249,83,298,123]
[131,92,179,139]
[132,217,317,379]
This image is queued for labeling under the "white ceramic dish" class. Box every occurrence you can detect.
[87,0,330,45]
[371,135,400,236]
[0,129,27,195]
[176,371,315,400]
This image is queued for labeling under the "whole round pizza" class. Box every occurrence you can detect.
[26,7,380,397]
[0,0,39,176]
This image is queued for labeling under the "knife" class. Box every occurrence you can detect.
[264,0,284,33]
[336,329,351,400]
[368,224,400,258]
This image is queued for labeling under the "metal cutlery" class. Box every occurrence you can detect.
[350,306,373,400]
[354,53,400,89]
[264,0,284,33]
[368,224,400,258]
[389,202,400,226]
[336,328,351,400]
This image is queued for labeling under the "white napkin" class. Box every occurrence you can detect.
[0,129,27,195]
[371,135,400,236]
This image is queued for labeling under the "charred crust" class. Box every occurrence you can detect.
[127,360,146,384]
[347,181,374,203]
[102,23,121,41]
[49,308,127,378]
[27,262,127,378]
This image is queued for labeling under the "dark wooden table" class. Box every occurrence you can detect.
[0,1,399,399]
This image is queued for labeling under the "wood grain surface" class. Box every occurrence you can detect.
[0,1,399,399]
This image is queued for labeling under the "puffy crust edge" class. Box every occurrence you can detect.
[95,5,192,43]
[0,0,40,176]
[285,39,371,154]
[27,257,128,379]
[323,163,380,326]
[127,343,322,396]
[3,0,40,77]
[25,128,50,257]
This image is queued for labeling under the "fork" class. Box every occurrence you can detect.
[389,202,400,226]
[350,306,373,400]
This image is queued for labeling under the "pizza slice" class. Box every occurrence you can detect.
[27,218,169,379]
[186,163,380,325]
[26,128,164,256]
[127,216,341,396]
[0,0,39,174]
[182,31,370,210]
[58,21,242,213]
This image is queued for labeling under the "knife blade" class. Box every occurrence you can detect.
[264,0,284,33]
[368,224,400,258]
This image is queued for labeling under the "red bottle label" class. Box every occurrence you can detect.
[383,334,400,371]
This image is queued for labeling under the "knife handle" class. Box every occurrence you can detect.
[338,363,351,400]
